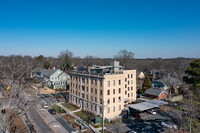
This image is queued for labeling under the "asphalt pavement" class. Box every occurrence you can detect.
[53,113,76,133]
[27,108,54,133]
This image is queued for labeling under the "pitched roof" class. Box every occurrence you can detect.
[145,88,166,96]
[36,68,59,77]
[156,76,182,86]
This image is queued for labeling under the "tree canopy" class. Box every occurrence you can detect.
[141,74,152,94]
[114,49,134,69]
[183,59,200,94]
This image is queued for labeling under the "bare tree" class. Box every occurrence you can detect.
[0,55,37,132]
[114,49,134,69]
[57,49,73,73]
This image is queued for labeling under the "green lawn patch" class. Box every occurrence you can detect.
[62,103,80,111]
[52,105,66,114]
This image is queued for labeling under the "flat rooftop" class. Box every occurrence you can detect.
[128,99,168,112]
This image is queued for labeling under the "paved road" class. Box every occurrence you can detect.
[53,114,75,133]
[27,109,54,133]
[27,108,54,133]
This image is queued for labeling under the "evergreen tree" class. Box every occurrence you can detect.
[141,74,152,93]
[43,60,50,69]
[183,59,200,95]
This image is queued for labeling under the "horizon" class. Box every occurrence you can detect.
[0,0,200,58]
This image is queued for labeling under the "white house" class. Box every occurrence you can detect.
[34,68,70,89]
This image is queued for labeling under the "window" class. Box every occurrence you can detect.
[131,80,133,85]
[91,79,93,84]
[95,106,97,112]
[107,107,110,113]
[73,90,74,94]
[113,80,115,86]
[100,99,102,104]
[107,81,110,87]
[113,106,115,112]
[100,81,102,86]
[118,88,121,93]
[107,90,110,95]
[113,98,115,103]
[131,74,133,78]
[100,108,102,113]
[125,84,127,88]
[128,81,130,85]
[131,87,133,90]
[87,87,88,92]
[95,97,97,102]
[118,80,121,85]
[119,105,121,110]
[128,87,130,91]
[125,91,127,95]
[76,91,77,95]
[100,90,102,95]
[95,80,97,85]
[95,89,97,94]
[125,78,127,82]
[118,97,121,102]
[91,88,93,93]
[87,79,88,84]
[107,98,110,104]
[128,93,130,97]
[131,93,133,97]
[91,104,93,110]
[91,96,93,101]
[128,74,130,78]
[113,89,115,94]
[87,95,88,100]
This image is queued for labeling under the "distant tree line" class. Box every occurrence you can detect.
[0,49,195,79]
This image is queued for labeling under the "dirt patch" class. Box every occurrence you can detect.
[10,113,27,133]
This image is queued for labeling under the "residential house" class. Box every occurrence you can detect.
[145,88,168,100]
[34,68,70,89]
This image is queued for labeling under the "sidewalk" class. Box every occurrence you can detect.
[57,102,100,133]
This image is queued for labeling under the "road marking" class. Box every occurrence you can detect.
[37,110,56,133]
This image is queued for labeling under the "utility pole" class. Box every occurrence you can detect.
[102,100,107,133]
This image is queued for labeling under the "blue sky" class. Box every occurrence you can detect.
[0,0,199,58]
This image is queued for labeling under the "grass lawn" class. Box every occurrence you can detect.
[62,102,80,111]
[52,105,66,114]
[74,110,113,128]
[74,110,96,122]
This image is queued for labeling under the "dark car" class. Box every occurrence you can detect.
[48,109,56,115]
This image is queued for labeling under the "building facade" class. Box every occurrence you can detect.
[69,61,136,119]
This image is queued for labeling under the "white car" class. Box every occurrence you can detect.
[161,120,178,130]
[128,130,137,133]
[42,103,48,108]
[147,109,156,115]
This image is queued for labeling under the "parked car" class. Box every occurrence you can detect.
[161,120,178,130]
[127,130,137,133]
[147,109,156,115]
[42,103,48,108]
[48,109,56,115]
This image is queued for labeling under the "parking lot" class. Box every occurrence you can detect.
[106,105,184,133]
